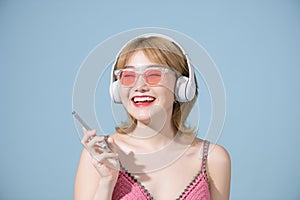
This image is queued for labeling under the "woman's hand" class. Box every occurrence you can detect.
[81,129,120,186]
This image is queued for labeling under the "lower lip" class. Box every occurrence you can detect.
[132,100,155,107]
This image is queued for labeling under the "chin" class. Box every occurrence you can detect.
[128,109,152,122]
[128,106,169,127]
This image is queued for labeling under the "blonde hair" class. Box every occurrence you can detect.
[113,36,198,134]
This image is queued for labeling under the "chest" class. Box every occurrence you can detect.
[125,155,203,199]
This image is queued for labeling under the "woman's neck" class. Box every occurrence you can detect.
[126,117,178,152]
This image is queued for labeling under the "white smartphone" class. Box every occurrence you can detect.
[72,111,111,152]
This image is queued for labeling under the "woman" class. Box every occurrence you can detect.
[74,34,231,200]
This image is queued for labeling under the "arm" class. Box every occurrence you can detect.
[74,149,105,200]
[207,144,231,200]
[74,130,119,200]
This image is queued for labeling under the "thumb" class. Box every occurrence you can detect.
[106,136,119,152]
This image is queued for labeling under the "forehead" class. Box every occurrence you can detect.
[117,48,169,70]
[125,51,155,65]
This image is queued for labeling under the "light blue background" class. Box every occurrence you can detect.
[1,1,299,199]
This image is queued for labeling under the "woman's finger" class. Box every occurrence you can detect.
[87,135,106,146]
[106,136,119,152]
[81,128,97,145]
[85,136,106,154]
[93,152,119,163]
[91,158,110,177]
[93,153,119,170]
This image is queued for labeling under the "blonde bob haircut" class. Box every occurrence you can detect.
[113,36,198,134]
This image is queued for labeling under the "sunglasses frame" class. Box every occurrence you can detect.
[114,65,175,87]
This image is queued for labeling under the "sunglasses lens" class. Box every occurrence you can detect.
[144,69,162,85]
[120,71,136,86]
[118,68,165,86]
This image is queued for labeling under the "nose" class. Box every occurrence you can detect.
[134,74,149,92]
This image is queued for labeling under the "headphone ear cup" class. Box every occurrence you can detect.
[110,80,122,103]
[175,76,189,102]
[185,78,196,101]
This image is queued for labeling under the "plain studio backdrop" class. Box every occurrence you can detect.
[1,1,299,199]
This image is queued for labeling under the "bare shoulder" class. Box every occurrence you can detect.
[208,143,231,166]
[206,142,231,200]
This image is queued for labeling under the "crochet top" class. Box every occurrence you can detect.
[112,140,210,200]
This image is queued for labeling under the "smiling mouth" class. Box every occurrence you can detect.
[131,96,156,107]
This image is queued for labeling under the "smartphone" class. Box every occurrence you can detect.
[72,111,111,152]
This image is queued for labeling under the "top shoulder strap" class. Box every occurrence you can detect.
[201,140,210,173]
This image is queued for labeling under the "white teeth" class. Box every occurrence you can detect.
[133,97,155,103]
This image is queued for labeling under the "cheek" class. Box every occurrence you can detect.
[162,77,176,96]
[158,82,176,104]
[163,89,176,103]
[119,87,131,103]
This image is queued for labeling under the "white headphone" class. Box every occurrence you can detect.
[109,33,196,103]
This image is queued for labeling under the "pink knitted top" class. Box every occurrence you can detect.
[112,140,210,200]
